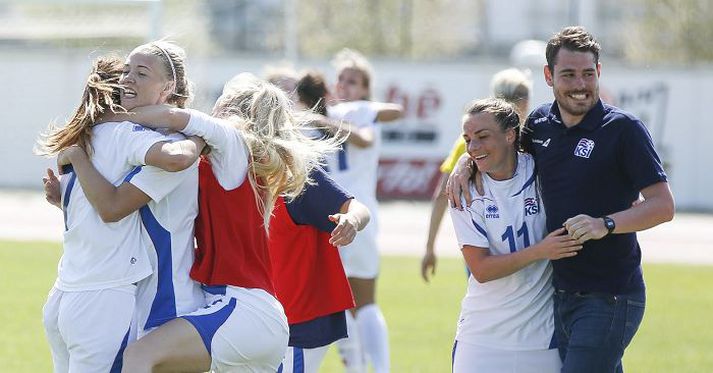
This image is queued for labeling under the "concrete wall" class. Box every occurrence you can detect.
[2,47,711,210]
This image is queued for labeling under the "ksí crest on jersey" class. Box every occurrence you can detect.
[524,197,539,216]
[574,138,595,158]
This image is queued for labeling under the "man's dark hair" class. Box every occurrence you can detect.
[546,26,601,72]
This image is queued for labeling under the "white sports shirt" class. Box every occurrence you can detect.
[181,110,249,190]
[126,131,204,333]
[326,101,381,222]
[449,152,555,351]
[57,122,169,291]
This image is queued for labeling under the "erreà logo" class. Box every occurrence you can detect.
[485,205,499,219]
[574,138,595,158]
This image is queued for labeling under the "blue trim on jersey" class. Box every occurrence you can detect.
[277,363,284,373]
[140,206,177,329]
[182,297,237,355]
[470,219,487,238]
[510,169,537,197]
[62,172,77,231]
[109,327,130,373]
[451,340,458,373]
[548,330,558,349]
[202,284,227,295]
[337,143,348,171]
[293,348,305,373]
[123,166,143,182]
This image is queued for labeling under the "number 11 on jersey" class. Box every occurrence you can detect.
[501,222,530,253]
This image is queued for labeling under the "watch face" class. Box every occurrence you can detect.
[604,217,615,231]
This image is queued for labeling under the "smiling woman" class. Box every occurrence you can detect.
[120,41,192,111]
[35,41,207,373]
[449,97,581,373]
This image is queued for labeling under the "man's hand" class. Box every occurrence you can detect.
[446,154,474,210]
[564,214,608,243]
[328,213,358,247]
[42,168,61,209]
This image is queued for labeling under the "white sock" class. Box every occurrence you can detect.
[356,304,390,373]
[336,310,366,373]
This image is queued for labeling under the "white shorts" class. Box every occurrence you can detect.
[181,286,289,372]
[452,339,561,373]
[338,222,379,279]
[42,284,136,373]
[278,345,330,373]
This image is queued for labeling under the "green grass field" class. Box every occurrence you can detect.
[2,240,713,372]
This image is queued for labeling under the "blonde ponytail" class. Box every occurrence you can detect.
[36,55,124,157]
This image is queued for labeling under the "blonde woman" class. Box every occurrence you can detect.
[101,73,340,372]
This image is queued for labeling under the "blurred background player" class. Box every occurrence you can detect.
[328,49,403,373]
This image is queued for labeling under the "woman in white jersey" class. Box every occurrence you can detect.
[328,49,402,373]
[422,68,532,282]
[448,98,582,372]
[49,42,208,344]
[37,44,205,373]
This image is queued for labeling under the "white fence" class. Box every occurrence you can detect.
[2,47,711,210]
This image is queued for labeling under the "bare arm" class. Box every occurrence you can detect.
[564,181,675,243]
[374,103,404,122]
[328,198,371,247]
[58,146,151,223]
[313,114,375,148]
[101,104,191,132]
[422,174,448,282]
[464,228,582,283]
[144,136,206,172]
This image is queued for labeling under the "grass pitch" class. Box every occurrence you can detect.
[2,240,712,372]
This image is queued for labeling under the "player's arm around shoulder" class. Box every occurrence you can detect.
[56,145,152,223]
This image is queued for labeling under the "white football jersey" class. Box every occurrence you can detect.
[127,131,204,334]
[449,152,554,351]
[326,101,380,221]
[57,122,168,291]
[182,110,249,190]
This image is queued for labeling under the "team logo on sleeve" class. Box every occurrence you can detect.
[574,138,595,158]
[485,205,500,219]
[524,197,539,216]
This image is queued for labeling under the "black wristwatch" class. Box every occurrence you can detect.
[602,216,616,236]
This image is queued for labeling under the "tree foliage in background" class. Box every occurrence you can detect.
[625,0,713,65]
[296,0,482,59]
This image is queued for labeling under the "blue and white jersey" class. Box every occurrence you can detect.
[449,152,554,351]
[326,100,380,225]
[57,122,168,291]
[126,132,204,334]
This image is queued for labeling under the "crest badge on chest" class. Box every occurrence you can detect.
[574,138,595,159]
